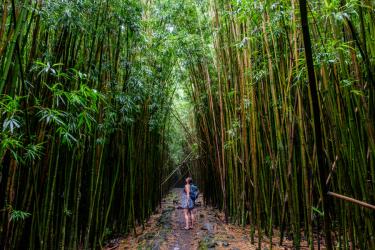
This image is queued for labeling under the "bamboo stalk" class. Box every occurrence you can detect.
[327,192,375,210]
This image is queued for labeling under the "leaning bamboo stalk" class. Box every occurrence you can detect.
[327,192,375,210]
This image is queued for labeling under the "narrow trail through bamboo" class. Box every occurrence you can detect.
[111,188,322,250]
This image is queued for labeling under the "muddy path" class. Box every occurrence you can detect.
[105,188,312,250]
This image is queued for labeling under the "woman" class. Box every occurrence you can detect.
[182,177,195,230]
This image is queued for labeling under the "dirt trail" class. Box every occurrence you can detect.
[106,188,310,250]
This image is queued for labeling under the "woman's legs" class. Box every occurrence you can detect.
[184,209,190,229]
[190,209,194,228]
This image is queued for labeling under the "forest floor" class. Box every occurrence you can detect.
[105,188,317,250]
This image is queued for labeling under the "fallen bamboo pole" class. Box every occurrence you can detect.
[327,191,375,210]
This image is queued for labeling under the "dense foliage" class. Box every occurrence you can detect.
[0,0,180,249]
[183,0,375,249]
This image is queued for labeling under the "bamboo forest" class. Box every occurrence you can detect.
[0,0,374,249]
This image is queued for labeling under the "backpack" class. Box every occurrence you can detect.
[190,184,199,202]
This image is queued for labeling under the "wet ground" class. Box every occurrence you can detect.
[105,188,314,250]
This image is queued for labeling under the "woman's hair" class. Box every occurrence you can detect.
[186,177,193,184]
